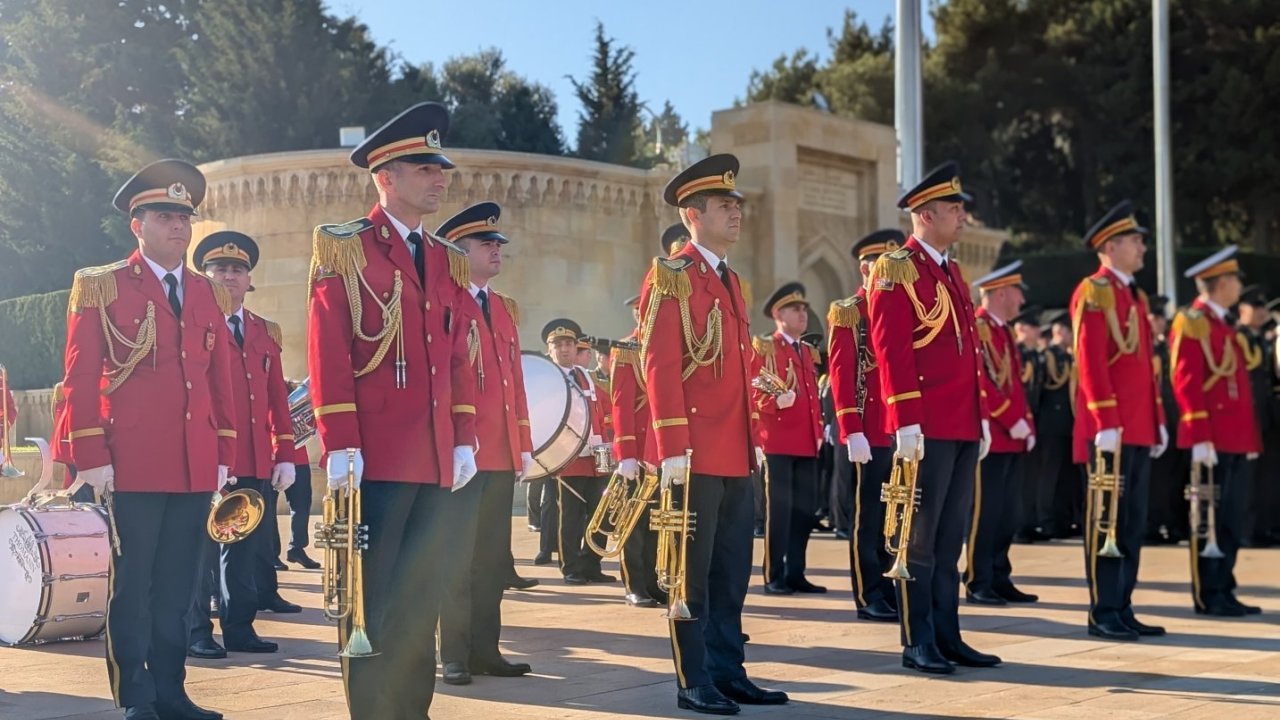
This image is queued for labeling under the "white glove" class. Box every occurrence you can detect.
[978,420,992,461]
[1192,441,1218,467]
[1009,418,1032,441]
[1152,425,1169,459]
[660,454,689,489]
[80,464,115,494]
[218,465,235,491]
[516,452,534,481]
[754,445,766,468]
[895,424,924,461]
[846,433,872,464]
[452,445,478,491]
[1248,452,1260,461]
[271,462,296,491]
[1026,434,1037,452]
[617,458,639,480]
[775,390,797,409]
[327,449,364,491]
[1094,428,1121,454]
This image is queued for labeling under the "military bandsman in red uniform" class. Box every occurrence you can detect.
[829,230,902,623]
[868,162,998,674]
[1071,200,1169,641]
[1170,246,1262,617]
[754,282,826,595]
[437,202,536,685]
[307,102,478,718]
[64,159,235,720]
[641,154,786,714]
[965,262,1040,606]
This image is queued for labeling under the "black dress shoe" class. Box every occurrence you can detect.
[856,597,899,622]
[901,644,954,674]
[625,593,659,608]
[938,640,1001,667]
[788,578,827,594]
[533,552,554,566]
[715,677,788,705]
[472,656,531,677]
[1121,614,1167,635]
[124,705,160,720]
[224,634,279,653]
[1197,601,1246,617]
[1088,616,1139,641]
[676,684,740,715]
[155,695,222,720]
[763,581,794,595]
[994,584,1039,603]
[1226,596,1262,615]
[585,571,618,583]
[259,596,302,614]
[272,559,288,571]
[506,574,540,590]
[563,573,589,585]
[442,661,472,685]
[187,638,226,659]
[286,549,321,569]
[966,588,1008,606]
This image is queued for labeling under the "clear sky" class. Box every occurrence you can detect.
[327,0,934,146]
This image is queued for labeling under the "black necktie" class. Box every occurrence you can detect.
[477,289,491,326]
[163,273,181,317]
[228,315,244,348]
[1129,282,1139,300]
[407,231,425,286]
[792,340,801,356]
[716,260,733,291]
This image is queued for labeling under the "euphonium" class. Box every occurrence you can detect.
[652,449,695,620]
[1088,432,1124,558]
[1186,461,1225,559]
[207,486,265,544]
[0,364,22,478]
[287,378,316,445]
[881,441,922,581]
[586,468,659,558]
[314,449,378,657]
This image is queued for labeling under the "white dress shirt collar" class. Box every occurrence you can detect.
[382,207,424,254]
[913,236,948,267]
[142,253,183,291]
[692,241,727,274]
[1107,266,1135,287]
[1203,297,1228,321]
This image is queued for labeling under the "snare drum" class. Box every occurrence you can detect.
[521,352,591,480]
[0,502,109,645]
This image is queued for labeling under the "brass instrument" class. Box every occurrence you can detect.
[652,449,695,620]
[586,468,659,558]
[315,449,377,657]
[752,367,788,397]
[207,485,266,544]
[1,365,23,478]
[881,441,922,581]
[287,378,316,445]
[1088,431,1124,558]
[591,444,617,474]
[1186,461,1225,559]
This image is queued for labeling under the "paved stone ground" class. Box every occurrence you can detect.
[3,519,1279,719]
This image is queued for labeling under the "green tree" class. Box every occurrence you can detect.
[433,49,564,154]
[570,22,644,166]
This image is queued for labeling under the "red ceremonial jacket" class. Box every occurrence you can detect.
[752,331,822,457]
[1071,267,1162,462]
[559,364,608,478]
[226,309,294,479]
[828,288,891,448]
[610,329,650,464]
[461,286,533,472]
[307,205,477,486]
[976,308,1034,454]
[1171,299,1261,454]
[640,242,761,477]
[867,236,986,441]
[63,250,237,492]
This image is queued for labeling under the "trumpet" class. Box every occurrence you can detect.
[1088,433,1124,558]
[1,364,22,478]
[314,449,378,658]
[1186,461,1225,559]
[587,468,659,558]
[752,367,789,398]
[881,441,922,581]
[207,485,266,544]
[652,449,695,620]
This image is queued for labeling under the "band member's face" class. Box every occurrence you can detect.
[630,305,641,325]
[575,347,593,367]
[1014,322,1038,346]
[1103,232,1146,274]
[1214,273,1243,307]
[378,161,447,215]
[693,195,742,245]
[549,337,576,367]
[921,200,967,245]
[205,262,250,305]
[1149,314,1168,337]
[774,303,808,336]
[463,238,503,281]
[1239,303,1265,328]
[131,209,193,266]
[1001,286,1025,317]
[1052,323,1072,346]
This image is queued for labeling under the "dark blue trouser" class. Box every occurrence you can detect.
[187,535,218,644]
[268,463,314,556]
[256,485,280,606]
[668,474,753,689]
[1083,444,1151,623]
[850,446,895,608]
[557,475,605,577]
[762,453,818,586]
[218,477,268,644]
[105,491,207,708]
[966,452,1024,593]
[439,470,511,665]
[1190,452,1249,608]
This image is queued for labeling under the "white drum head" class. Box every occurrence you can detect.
[522,352,570,453]
[0,507,43,644]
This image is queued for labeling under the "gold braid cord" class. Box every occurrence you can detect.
[1045,349,1071,390]
[977,320,1012,389]
[611,347,648,411]
[69,263,156,395]
[1174,309,1238,392]
[639,257,723,381]
[1238,332,1263,371]
[310,221,404,378]
[467,319,484,391]
[1072,277,1136,365]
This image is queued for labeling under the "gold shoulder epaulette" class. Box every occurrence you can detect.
[209,281,235,315]
[651,256,693,300]
[263,319,283,349]
[740,278,754,310]
[827,297,861,330]
[807,344,821,364]
[612,346,639,367]
[976,316,993,344]
[310,218,372,289]
[494,291,520,327]
[1080,276,1115,312]
[752,335,775,357]
[435,234,471,289]
[1172,308,1209,342]
[67,260,127,313]
[871,248,918,291]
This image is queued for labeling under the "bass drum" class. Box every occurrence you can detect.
[521,352,591,480]
[0,502,109,645]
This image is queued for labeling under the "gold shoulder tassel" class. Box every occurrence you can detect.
[498,292,520,327]
[309,221,370,296]
[1172,309,1209,342]
[740,278,754,310]
[210,282,235,316]
[752,335,775,357]
[68,261,126,313]
[870,249,918,291]
[976,317,993,344]
[264,319,284,349]
[652,257,693,299]
[612,346,639,367]
[827,297,861,330]
[436,236,471,289]
[1081,276,1115,312]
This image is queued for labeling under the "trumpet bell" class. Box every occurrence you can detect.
[0,463,24,478]
[884,557,914,581]
[1199,541,1225,559]
[665,598,693,621]
[339,627,380,658]
[208,488,266,544]
[1097,537,1123,558]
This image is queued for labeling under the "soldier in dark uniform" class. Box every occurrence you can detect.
[1236,285,1279,546]
[1038,311,1080,538]
[1011,306,1048,543]
[1146,294,1189,544]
